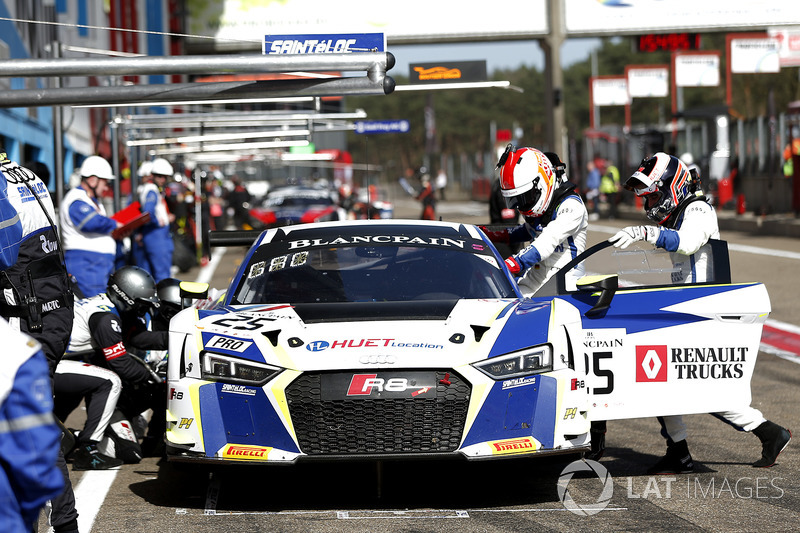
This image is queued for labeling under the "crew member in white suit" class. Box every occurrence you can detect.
[60,156,121,298]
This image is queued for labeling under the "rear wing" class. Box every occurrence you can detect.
[209,229,263,248]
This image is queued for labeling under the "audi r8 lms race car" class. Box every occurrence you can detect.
[164,220,768,464]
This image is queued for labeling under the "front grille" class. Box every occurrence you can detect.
[286,370,471,455]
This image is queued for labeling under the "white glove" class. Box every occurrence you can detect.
[609,225,660,249]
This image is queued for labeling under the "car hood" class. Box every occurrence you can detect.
[172,298,561,372]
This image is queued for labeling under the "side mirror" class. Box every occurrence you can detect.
[179,281,210,309]
[576,274,618,318]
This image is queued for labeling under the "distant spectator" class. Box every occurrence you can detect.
[599,159,621,219]
[585,160,601,220]
[435,167,448,200]
[60,155,122,297]
[416,170,436,220]
[133,158,174,283]
[226,175,253,229]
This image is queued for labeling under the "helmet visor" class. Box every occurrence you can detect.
[133,297,160,316]
[504,186,541,213]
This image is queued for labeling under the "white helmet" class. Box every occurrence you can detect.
[137,161,153,178]
[497,145,558,217]
[151,158,173,177]
[624,152,692,224]
[80,155,114,181]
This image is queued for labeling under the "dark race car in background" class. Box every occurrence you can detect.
[165,220,769,465]
[249,185,346,229]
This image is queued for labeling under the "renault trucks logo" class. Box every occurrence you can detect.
[636,345,668,382]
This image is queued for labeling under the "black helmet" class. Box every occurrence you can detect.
[156,278,183,320]
[107,266,160,315]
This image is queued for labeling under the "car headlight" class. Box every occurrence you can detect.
[201,352,282,385]
[472,344,553,379]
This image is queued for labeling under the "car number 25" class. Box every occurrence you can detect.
[211,313,277,331]
[585,351,614,395]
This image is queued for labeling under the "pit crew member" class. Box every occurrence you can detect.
[609,152,792,473]
[480,145,588,296]
[60,155,122,298]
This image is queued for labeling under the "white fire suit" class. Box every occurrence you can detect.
[508,190,588,297]
[649,197,768,442]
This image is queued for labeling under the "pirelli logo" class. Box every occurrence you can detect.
[490,437,537,455]
[221,444,272,461]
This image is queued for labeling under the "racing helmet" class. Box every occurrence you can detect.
[107,266,160,315]
[496,144,557,217]
[156,278,183,320]
[624,152,692,224]
[151,157,173,177]
[80,155,114,181]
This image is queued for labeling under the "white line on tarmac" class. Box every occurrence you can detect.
[172,507,628,518]
[47,469,119,533]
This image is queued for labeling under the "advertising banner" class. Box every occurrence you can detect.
[409,61,487,84]
[627,66,669,98]
[730,38,780,73]
[592,77,629,107]
[675,53,720,87]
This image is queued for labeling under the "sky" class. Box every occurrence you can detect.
[389,38,603,79]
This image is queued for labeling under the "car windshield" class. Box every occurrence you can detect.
[232,240,517,304]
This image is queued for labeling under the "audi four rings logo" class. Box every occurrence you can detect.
[358,355,397,364]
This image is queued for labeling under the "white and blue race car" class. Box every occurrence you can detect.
[164,219,769,464]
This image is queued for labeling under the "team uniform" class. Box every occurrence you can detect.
[54,361,121,449]
[0,157,73,375]
[60,185,117,298]
[611,152,791,472]
[132,180,173,283]
[0,155,80,530]
[481,146,587,297]
[68,293,158,385]
[504,185,587,296]
[0,320,64,533]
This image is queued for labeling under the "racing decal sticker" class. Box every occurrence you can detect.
[321,371,437,400]
[248,261,265,278]
[103,341,126,361]
[220,384,257,396]
[220,444,272,461]
[306,338,444,351]
[502,376,537,389]
[671,346,748,379]
[287,235,466,250]
[490,437,538,455]
[206,335,253,352]
[635,345,668,382]
[268,252,308,272]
